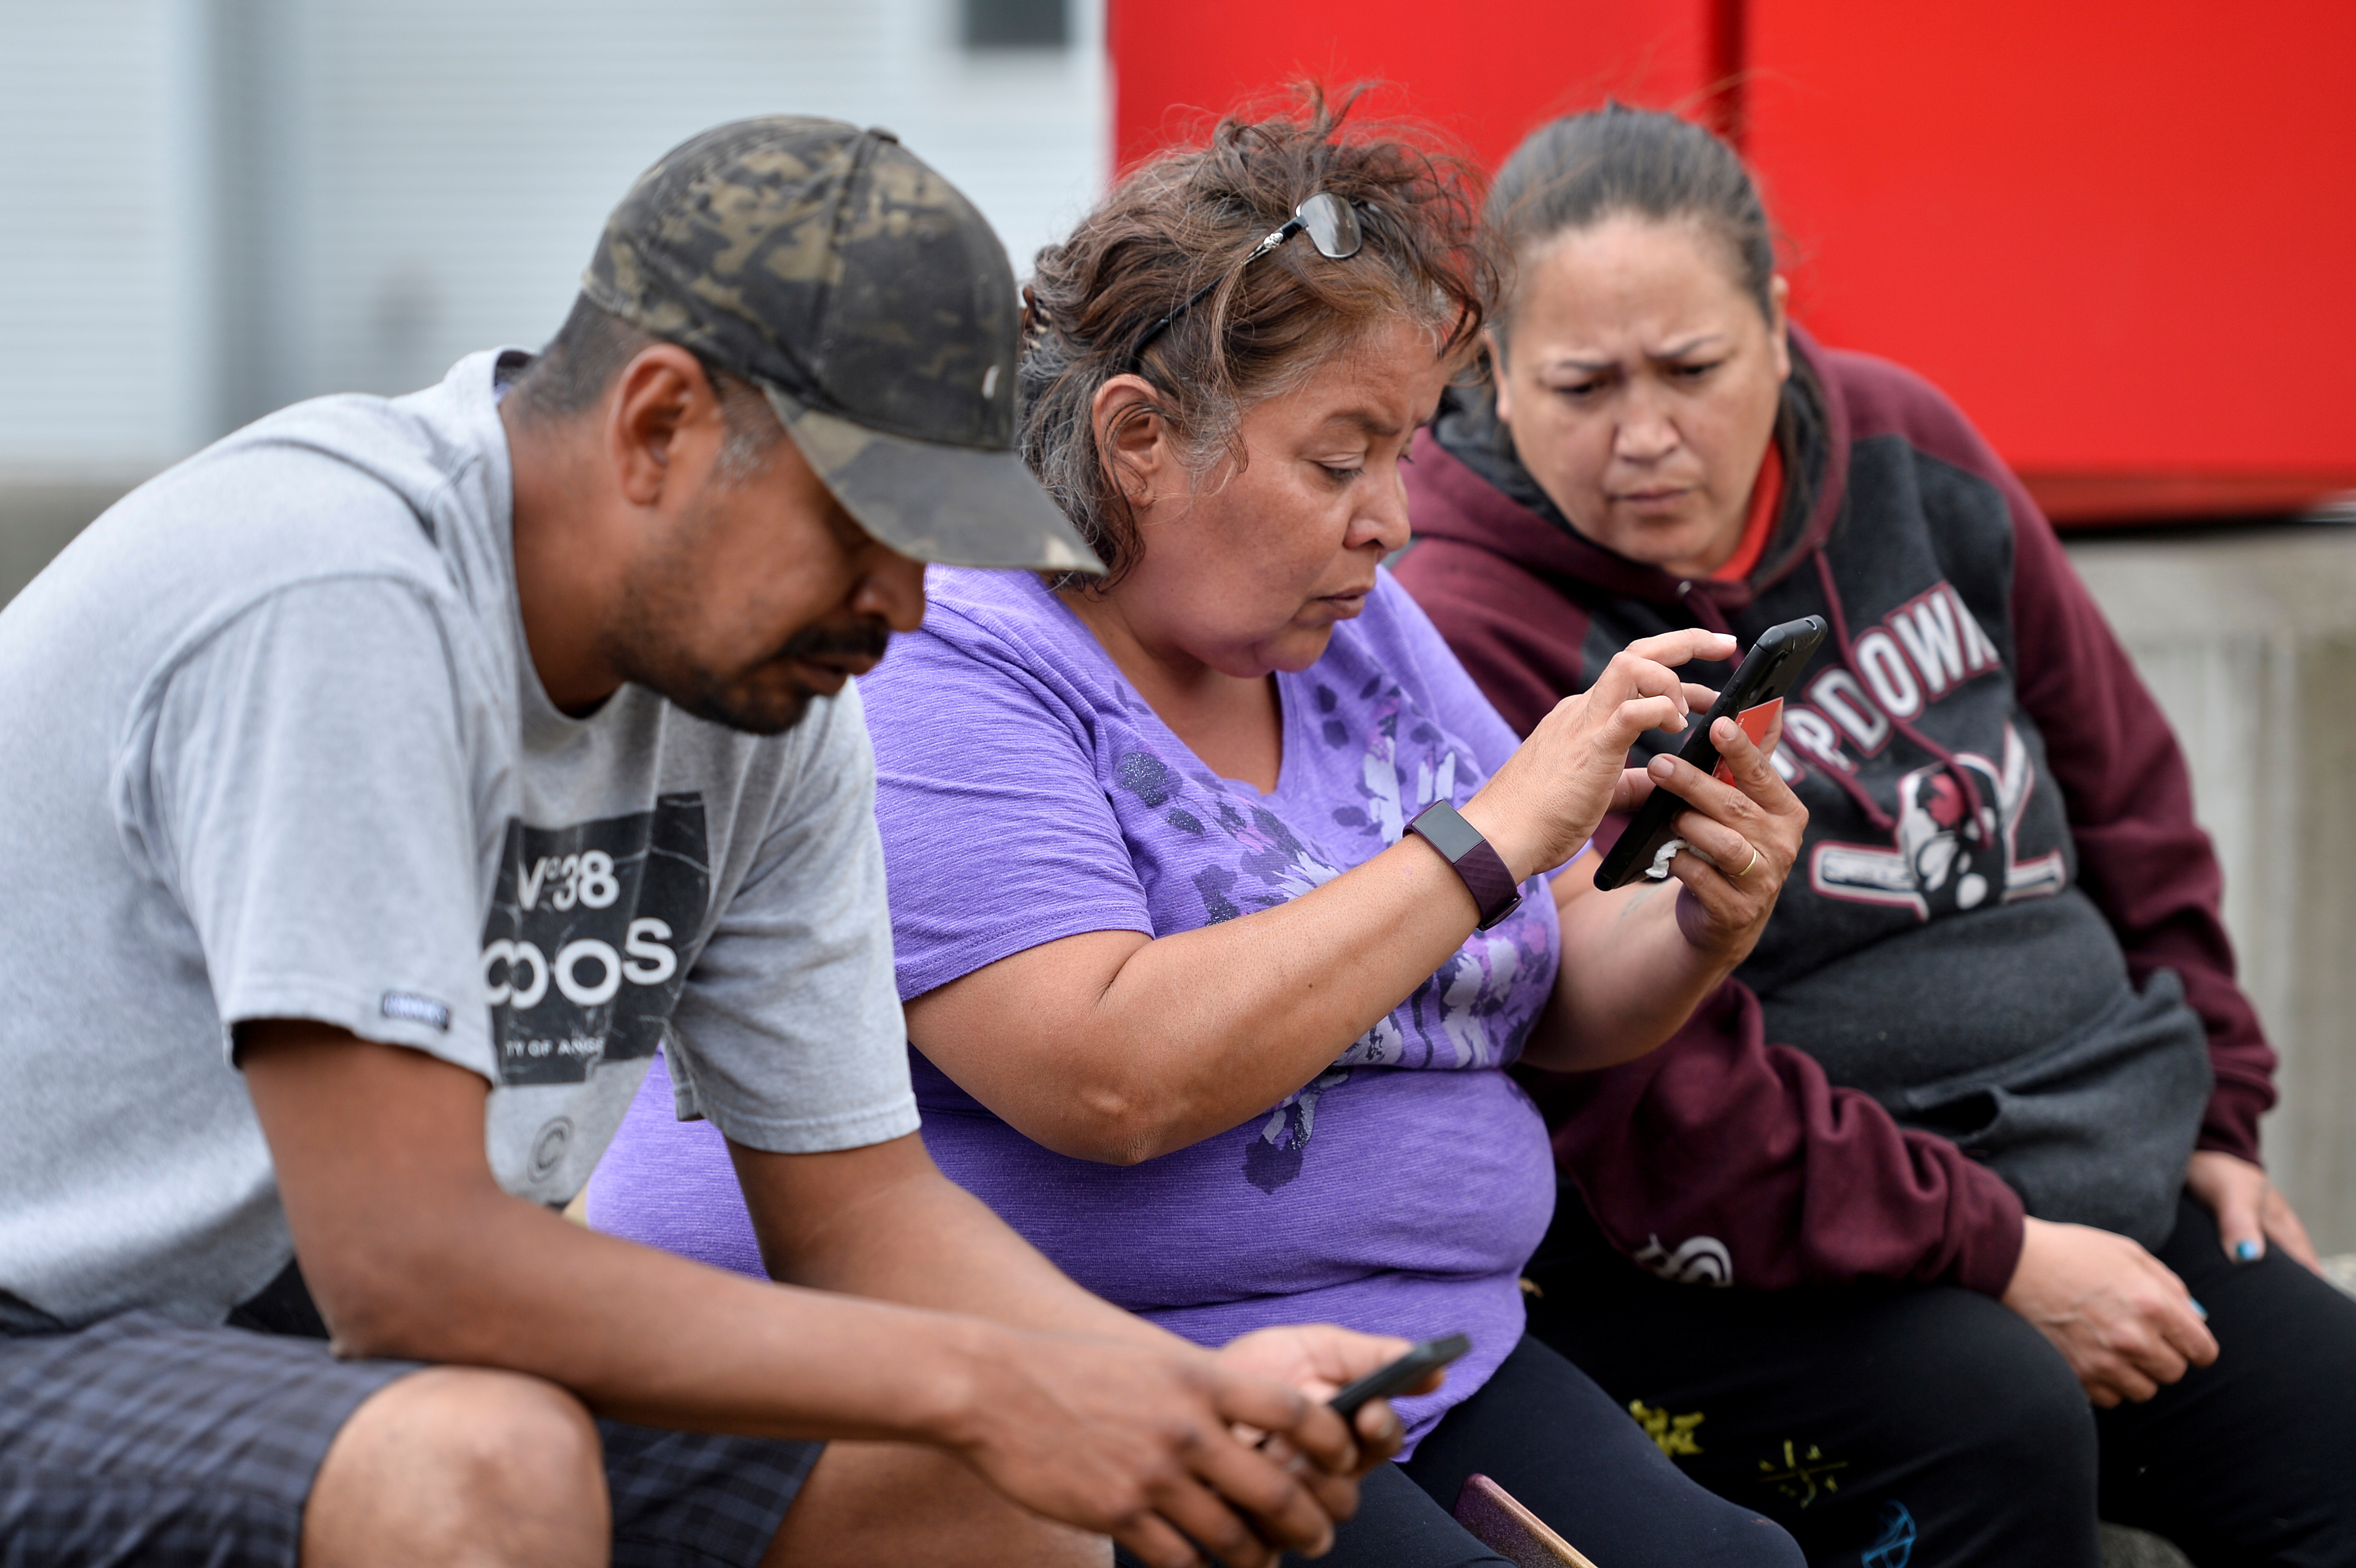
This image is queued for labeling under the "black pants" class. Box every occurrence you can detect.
[1115,1335,1803,1567]
[1526,1187,2356,1567]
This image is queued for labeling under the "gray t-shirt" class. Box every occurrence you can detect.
[0,350,919,1330]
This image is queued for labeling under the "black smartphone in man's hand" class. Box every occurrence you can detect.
[1327,1333,1472,1421]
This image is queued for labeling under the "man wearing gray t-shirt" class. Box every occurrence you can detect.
[0,118,1413,1568]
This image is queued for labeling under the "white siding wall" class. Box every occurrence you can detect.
[0,0,215,466]
[0,0,1106,463]
[241,0,1107,413]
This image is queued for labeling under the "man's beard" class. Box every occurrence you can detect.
[627,617,894,736]
[601,508,895,736]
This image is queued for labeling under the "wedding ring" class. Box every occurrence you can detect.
[1730,847,1761,879]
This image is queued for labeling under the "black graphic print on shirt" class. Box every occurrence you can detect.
[478,793,711,1085]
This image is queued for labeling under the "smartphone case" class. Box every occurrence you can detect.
[1590,616,1826,892]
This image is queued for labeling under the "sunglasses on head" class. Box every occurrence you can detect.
[1126,192,1367,370]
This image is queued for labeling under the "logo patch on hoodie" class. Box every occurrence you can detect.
[1807,723,2067,920]
[1634,1231,1733,1287]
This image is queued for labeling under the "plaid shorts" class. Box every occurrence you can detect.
[0,1310,822,1568]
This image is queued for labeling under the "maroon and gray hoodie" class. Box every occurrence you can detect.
[1396,329,2275,1296]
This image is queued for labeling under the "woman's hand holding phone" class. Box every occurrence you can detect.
[1463,627,1739,882]
[1638,712,1808,970]
[1511,623,1814,1075]
[1576,615,1816,973]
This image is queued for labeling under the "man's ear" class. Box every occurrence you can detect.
[606,344,722,508]
[1766,275,1793,384]
[1089,374,1177,511]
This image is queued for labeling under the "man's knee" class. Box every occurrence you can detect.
[305,1366,606,1568]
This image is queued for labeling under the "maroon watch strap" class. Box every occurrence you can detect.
[1407,801,1523,930]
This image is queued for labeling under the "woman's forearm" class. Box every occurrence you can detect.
[906,832,1486,1164]
[906,631,1756,1164]
[1519,862,1743,1072]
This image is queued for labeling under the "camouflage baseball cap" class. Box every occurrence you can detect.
[582,116,1101,575]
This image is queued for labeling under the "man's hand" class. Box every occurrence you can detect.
[2001,1216,2218,1407]
[729,1139,1395,1564]
[241,1026,1361,1566]
[948,1329,1367,1567]
[2186,1150,2322,1271]
[1216,1324,1430,1472]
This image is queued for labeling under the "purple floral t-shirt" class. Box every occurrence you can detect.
[590,566,1561,1448]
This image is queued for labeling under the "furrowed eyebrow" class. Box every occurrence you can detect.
[1541,333,1732,375]
[1652,333,1729,359]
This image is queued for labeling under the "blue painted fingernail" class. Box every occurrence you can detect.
[2235,1239,2262,1262]
[2190,1299,2209,1320]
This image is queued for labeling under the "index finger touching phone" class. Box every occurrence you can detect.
[1594,616,1825,891]
[1621,628,1739,670]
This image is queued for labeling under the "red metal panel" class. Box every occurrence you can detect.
[1106,1,2356,519]
[1744,0,2356,518]
[1108,0,1723,174]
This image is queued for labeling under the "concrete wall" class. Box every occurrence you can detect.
[2068,521,2356,1253]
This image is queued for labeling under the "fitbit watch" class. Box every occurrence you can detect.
[1406,801,1523,931]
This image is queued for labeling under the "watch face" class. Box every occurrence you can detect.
[1411,801,1485,863]
[1412,803,1520,928]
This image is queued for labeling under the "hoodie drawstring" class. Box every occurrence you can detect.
[1675,578,1734,636]
[1810,549,1990,843]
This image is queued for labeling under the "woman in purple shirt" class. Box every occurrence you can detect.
[595,95,1807,1567]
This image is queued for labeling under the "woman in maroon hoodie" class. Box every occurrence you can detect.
[1395,105,2356,1566]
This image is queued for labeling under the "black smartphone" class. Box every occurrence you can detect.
[1591,615,1828,892]
[1327,1333,1472,1421]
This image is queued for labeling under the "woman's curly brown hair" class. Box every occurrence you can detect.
[1018,85,1501,588]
